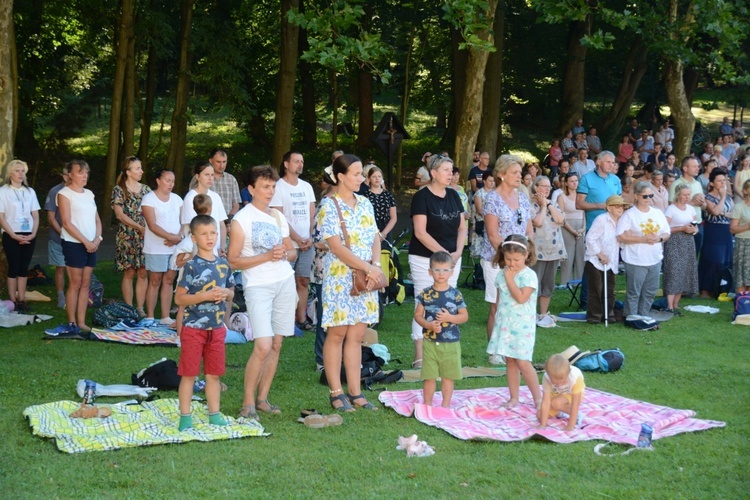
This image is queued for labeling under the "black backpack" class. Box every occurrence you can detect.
[132,358,180,390]
[319,346,403,389]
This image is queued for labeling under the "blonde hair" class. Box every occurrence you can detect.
[546,354,571,379]
[493,154,524,185]
[3,159,29,187]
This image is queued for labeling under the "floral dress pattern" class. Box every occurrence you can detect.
[111,184,151,272]
[487,266,538,361]
[317,194,379,327]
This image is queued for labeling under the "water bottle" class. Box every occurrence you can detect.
[83,380,96,405]
[637,423,653,448]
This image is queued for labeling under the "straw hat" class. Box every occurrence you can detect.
[605,195,629,207]
[560,345,591,364]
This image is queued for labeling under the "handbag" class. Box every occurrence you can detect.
[332,197,388,296]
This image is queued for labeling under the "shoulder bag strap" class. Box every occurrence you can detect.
[332,196,351,250]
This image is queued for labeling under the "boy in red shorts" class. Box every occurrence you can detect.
[174,214,235,431]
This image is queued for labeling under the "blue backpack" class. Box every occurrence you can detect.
[573,349,625,373]
[733,292,750,320]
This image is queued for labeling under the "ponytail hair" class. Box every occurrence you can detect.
[116,156,140,199]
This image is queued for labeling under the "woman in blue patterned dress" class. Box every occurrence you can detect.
[317,154,385,412]
[111,156,151,316]
[699,169,734,298]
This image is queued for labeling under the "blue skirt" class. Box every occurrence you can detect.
[698,222,733,295]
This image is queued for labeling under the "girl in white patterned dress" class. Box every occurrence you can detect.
[487,234,542,409]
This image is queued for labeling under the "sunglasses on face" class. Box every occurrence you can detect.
[517,208,523,225]
[641,194,655,199]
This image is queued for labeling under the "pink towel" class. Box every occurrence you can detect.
[378,387,725,444]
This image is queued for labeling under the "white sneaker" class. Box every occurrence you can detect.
[160,317,176,326]
[536,314,556,328]
[488,354,506,366]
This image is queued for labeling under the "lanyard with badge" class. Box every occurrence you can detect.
[12,187,31,232]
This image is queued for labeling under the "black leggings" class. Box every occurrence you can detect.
[2,232,36,279]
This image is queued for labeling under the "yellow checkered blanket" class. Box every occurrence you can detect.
[23,399,267,453]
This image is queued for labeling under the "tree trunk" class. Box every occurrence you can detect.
[444,27,467,147]
[271,0,299,168]
[455,0,498,180]
[138,41,157,163]
[0,0,15,168]
[298,5,316,148]
[122,25,136,158]
[396,25,418,189]
[600,36,648,145]
[556,14,592,137]
[683,67,700,107]
[165,0,195,192]
[663,0,694,160]
[103,0,135,225]
[664,59,694,159]
[477,0,505,159]
[355,67,373,148]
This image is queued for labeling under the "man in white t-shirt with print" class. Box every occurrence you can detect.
[270,151,316,329]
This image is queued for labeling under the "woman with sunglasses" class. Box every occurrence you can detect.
[556,172,585,287]
[663,184,699,313]
[111,156,151,317]
[616,181,670,317]
[408,154,466,369]
[481,155,533,362]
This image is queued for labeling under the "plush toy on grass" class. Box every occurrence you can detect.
[396,434,435,457]
[69,405,112,419]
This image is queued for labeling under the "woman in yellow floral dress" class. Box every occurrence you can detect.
[317,154,386,412]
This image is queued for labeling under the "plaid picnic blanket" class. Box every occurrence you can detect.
[90,327,179,346]
[379,387,725,445]
[24,399,267,453]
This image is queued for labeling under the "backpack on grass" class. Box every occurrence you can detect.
[573,349,625,373]
[624,315,659,331]
[88,274,104,308]
[733,292,750,320]
[132,358,180,390]
[93,301,139,328]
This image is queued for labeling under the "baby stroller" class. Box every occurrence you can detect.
[375,228,410,326]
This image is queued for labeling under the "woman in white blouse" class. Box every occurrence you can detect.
[0,160,40,312]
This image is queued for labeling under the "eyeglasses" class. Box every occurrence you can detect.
[517,208,523,225]
[641,194,655,199]
[430,268,452,274]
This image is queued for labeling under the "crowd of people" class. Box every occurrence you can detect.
[1,115,746,428]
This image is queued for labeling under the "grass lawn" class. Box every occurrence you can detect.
[2,258,748,498]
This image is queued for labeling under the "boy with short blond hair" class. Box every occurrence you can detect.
[413,251,468,408]
[174,214,235,431]
[537,353,585,431]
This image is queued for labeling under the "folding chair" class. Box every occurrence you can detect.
[566,279,583,309]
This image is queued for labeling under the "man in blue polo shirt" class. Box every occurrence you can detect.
[575,151,622,310]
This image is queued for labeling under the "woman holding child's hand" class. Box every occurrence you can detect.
[228,165,297,421]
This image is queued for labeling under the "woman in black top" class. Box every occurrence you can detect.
[408,154,467,368]
[363,166,397,241]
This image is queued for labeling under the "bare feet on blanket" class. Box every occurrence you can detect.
[79,324,92,333]
[501,399,519,409]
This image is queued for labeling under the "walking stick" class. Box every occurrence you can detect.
[603,263,608,328]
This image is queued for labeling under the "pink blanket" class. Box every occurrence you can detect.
[378,387,725,444]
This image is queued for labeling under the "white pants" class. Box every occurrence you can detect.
[409,254,461,340]
[481,258,501,304]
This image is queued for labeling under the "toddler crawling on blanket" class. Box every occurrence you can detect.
[536,354,585,431]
